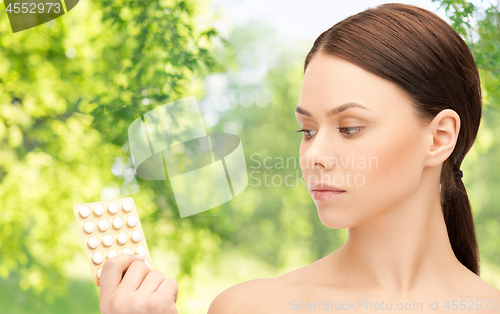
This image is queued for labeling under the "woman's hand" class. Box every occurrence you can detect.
[99,254,179,314]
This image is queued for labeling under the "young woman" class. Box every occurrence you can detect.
[98,3,500,313]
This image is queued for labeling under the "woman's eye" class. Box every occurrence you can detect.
[296,129,317,140]
[296,127,362,140]
[338,126,363,137]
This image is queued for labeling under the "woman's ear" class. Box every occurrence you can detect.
[424,109,460,167]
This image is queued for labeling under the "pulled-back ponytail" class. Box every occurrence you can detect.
[304,3,481,274]
[442,169,479,274]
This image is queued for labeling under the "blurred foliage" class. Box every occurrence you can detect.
[0,0,499,312]
[0,0,228,304]
[433,0,477,38]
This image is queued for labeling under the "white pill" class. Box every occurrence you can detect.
[83,221,95,234]
[107,250,117,259]
[93,204,104,216]
[135,246,147,257]
[116,232,128,244]
[121,200,133,212]
[126,216,138,227]
[96,268,102,279]
[122,248,133,255]
[97,220,109,231]
[92,252,104,265]
[107,202,119,214]
[112,217,123,229]
[131,231,142,243]
[79,206,91,218]
[87,237,99,249]
[102,235,114,247]
[144,261,152,269]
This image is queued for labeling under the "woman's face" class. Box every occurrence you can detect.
[296,52,431,229]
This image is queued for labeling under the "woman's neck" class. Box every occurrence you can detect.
[328,177,465,297]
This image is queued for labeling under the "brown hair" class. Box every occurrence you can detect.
[304,3,481,274]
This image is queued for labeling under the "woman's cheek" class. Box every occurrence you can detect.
[364,128,422,207]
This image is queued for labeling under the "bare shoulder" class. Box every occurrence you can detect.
[468,277,500,314]
[207,258,332,314]
[474,276,500,298]
[207,277,285,314]
[456,266,500,299]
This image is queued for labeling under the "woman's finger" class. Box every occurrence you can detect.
[99,254,145,300]
[116,260,152,293]
[155,277,179,303]
[137,270,165,294]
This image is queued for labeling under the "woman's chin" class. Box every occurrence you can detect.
[317,209,356,229]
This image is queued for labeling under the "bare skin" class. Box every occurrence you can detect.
[99,255,179,314]
[99,52,500,313]
[207,52,500,313]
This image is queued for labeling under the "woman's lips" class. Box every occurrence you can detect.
[312,190,346,201]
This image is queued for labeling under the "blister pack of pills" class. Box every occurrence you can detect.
[73,197,154,286]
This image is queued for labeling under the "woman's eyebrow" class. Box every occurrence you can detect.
[295,102,371,117]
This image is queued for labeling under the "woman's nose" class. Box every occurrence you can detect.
[304,132,337,170]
